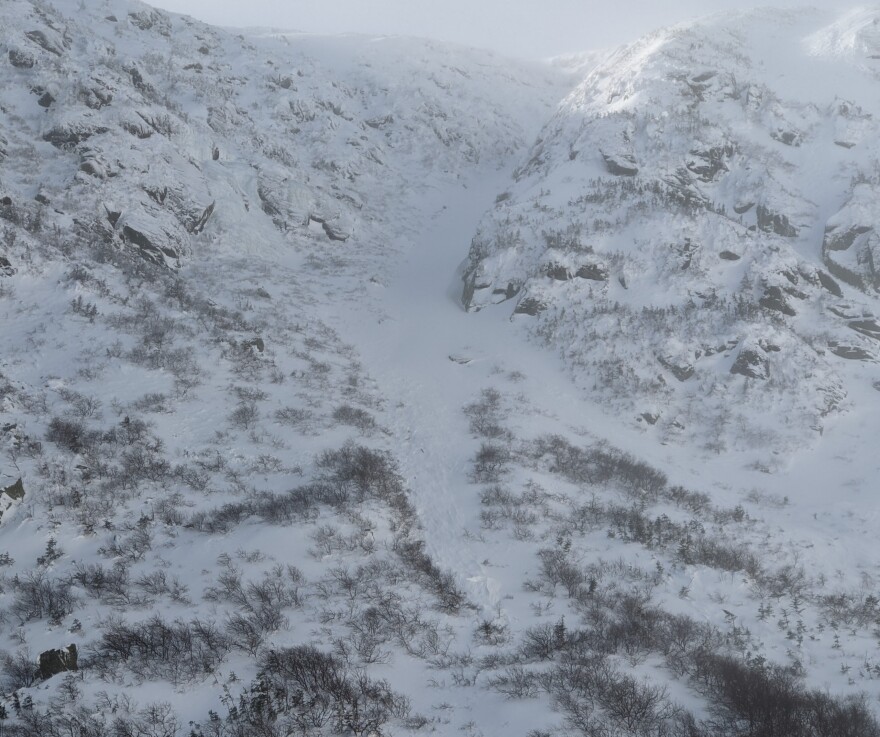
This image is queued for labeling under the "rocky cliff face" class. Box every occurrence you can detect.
[0,0,569,280]
[461,8,880,453]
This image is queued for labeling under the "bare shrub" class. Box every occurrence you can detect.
[229,401,260,430]
[332,404,377,433]
[472,442,511,482]
[11,570,77,624]
[92,615,229,683]
[464,388,509,438]
[257,646,410,736]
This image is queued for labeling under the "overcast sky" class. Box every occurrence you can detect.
[148,1,850,58]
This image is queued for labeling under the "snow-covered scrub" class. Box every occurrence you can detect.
[1,1,880,736]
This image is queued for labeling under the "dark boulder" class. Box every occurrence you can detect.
[190,201,215,234]
[771,129,802,146]
[1,478,24,500]
[43,125,109,150]
[514,297,546,316]
[9,49,36,68]
[122,225,179,264]
[730,347,769,380]
[546,263,570,281]
[25,30,64,56]
[829,343,873,360]
[492,282,520,300]
[657,355,695,382]
[601,151,638,177]
[38,645,78,680]
[817,270,842,297]
[0,255,15,277]
[575,263,609,281]
[757,205,797,237]
[823,224,871,252]
[759,286,796,316]
[686,144,732,182]
[849,319,880,341]
[719,250,741,261]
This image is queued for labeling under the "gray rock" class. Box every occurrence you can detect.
[719,250,741,261]
[243,337,265,353]
[730,347,769,380]
[128,10,172,36]
[759,286,796,316]
[756,205,797,237]
[771,129,802,146]
[1,478,24,500]
[190,201,215,234]
[686,144,732,182]
[849,319,880,341]
[575,263,609,281]
[601,151,639,176]
[8,49,36,68]
[43,124,110,150]
[657,355,694,382]
[122,225,179,265]
[513,297,546,316]
[817,270,842,297]
[0,255,14,277]
[824,224,871,252]
[25,30,64,56]
[546,263,570,281]
[38,645,78,681]
[829,343,873,360]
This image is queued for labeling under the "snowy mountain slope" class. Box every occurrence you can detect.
[0,0,567,278]
[462,7,880,457]
[0,1,579,733]
[2,2,880,736]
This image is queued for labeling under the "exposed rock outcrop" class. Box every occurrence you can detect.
[38,645,78,680]
[730,346,769,380]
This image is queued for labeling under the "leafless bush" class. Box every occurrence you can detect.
[1,649,38,690]
[256,646,410,736]
[11,570,77,624]
[46,417,98,454]
[274,406,315,432]
[393,538,466,613]
[316,442,405,504]
[92,615,229,683]
[332,404,377,433]
[205,562,303,650]
[130,392,169,413]
[229,401,260,430]
[463,388,509,438]
[472,442,511,482]
[70,562,137,606]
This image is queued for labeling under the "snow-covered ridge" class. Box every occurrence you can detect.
[462,6,880,457]
[0,0,569,272]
